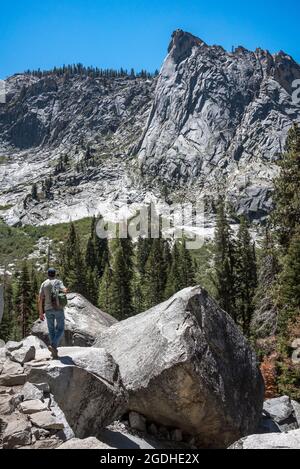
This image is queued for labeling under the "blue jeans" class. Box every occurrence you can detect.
[45,309,65,348]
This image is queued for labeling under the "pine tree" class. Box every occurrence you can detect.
[271,124,300,341]
[109,241,133,319]
[98,264,113,312]
[0,275,14,342]
[143,238,168,309]
[164,239,195,299]
[277,226,300,338]
[213,199,237,320]
[252,228,279,339]
[164,241,182,299]
[136,236,152,277]
[120,236,134,282]
[60,223,86,295]
[178,240,196,289]
[85,236,96,271]
[15,262,33,338]
[86,216,109,277]
[86,267,99,305]
[272,123,300,252]
[29,267,39,321]
[235,218,257,335]
[132,236,153,312]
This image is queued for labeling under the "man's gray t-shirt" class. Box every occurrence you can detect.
[39,279,66,312]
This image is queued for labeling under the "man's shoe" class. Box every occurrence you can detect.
[48,345,59,359]
[51,346,59,359]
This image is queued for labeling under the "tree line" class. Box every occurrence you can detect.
[23,64,159,80]
[0,202,257,341]
[59,215,197,320]
[0,265,41,342]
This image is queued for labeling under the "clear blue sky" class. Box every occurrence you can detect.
[0,0,299,79]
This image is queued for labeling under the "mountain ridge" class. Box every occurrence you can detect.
[0,30,300,227]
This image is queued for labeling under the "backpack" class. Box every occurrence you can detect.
[50,280,68,310]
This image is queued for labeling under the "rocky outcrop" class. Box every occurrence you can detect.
[229,429,300,449]
[0,378,75,449]
[27,347,127,438]
[0,73,155,227]
[94,286,264,448]
[1,74,154,151]
[31,293,117,346]
[137,30,300,220]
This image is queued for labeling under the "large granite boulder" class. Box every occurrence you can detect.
[27,347,127,438]
[94,286,264,448]
[31,293,117,347]
[229,429,300,449]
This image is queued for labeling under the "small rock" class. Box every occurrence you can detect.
[0,373,27,387]
[34,382,50,393]
[24,359,51,373]
[10,345,36,365]
[0,386,14,395]
[264,396,293,423]
[1,360,24,375]
[292,400,300,428]
[10,393,23,409]
[22,336,47,351]
[291,339,300,349]
[3,415,32,449]
[20,382,44,401]
[0,339,5,348]
[32,427,51,440]
[19,399,49,414]
[29,439,62,449]
[129,411,147,432]
[57,437,113,449]
[0,395,13,415]
[5,341,22,353]
[29,410,65,430]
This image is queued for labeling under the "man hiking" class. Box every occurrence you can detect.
[38,268,68,359]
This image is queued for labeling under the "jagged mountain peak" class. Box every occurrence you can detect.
[167,29,207,61]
